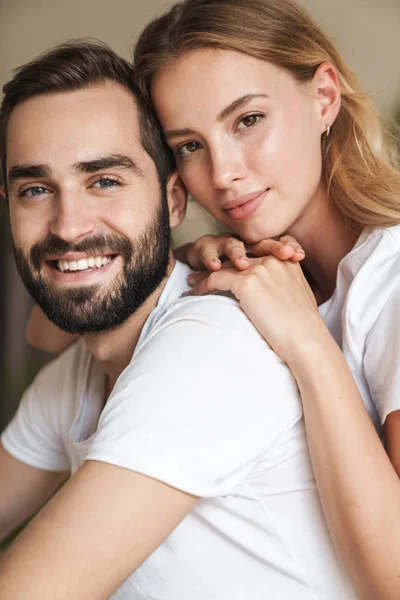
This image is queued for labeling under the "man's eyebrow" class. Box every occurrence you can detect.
[164,94,269,141]
[8,164,52,185]
[73,154,144,177]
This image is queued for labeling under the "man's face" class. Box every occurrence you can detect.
[6,82,171,333]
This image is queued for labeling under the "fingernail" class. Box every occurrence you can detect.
[296,249,305,254]
[182,290,194,297]
[212,259,222,264]
[239,256,249,261]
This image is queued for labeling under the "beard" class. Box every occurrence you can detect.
[13,197,171,335]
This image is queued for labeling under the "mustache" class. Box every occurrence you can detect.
[30,234,133,270]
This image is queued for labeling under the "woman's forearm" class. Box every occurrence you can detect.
[291,338,400,600]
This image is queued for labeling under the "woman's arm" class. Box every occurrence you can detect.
[185,254,400,600]
[292,336,400,600]
[26,305,78,354]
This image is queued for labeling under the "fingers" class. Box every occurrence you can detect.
[186,235,222,271]
[249,235,305,262]
[187,233,249,272]
[185,233,305,276]
[183,269,234,298]
[186,271,209,288]
[219,236,249,271]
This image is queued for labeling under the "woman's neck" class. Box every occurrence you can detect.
[286,187,361,303]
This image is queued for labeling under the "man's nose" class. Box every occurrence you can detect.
[49,191,96,243]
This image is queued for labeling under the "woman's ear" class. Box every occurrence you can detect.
[312,62,341,135]
[166,171,188,228]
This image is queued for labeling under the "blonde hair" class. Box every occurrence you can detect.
[134,0,400,231]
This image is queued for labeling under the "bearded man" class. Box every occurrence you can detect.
[0,42,354,599]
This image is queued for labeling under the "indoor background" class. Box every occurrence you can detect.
[1,0,399,429]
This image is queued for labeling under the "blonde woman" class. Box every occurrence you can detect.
[131,0,400,597]
[27,0,400,596]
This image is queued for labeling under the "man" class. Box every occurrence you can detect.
[0,42,354,599]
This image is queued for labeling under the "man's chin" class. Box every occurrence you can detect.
[39,292,126,335]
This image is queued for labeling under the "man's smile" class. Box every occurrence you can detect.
[44,253,120,284]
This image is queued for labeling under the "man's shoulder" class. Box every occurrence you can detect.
[152,260,261,332]
[144,292,268,353]
[127,290,294,401]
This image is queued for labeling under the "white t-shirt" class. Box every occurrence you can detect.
[319,223,400,433]
[1,261,354,599]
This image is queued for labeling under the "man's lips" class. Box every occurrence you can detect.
[222,189,269,220]
[43,252,120,282]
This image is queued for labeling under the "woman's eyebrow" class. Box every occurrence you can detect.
[217,93,269,121]
[164,93,269,140]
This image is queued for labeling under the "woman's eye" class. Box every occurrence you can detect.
[177,141,202,157]
[92,177,120,189]
[19,186,49,198]
[237,114,264,130]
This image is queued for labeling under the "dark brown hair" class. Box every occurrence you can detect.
[0,39,175,197]
[134,0,400,230]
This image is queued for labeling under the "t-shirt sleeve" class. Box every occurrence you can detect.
[364,284,400,424]
[1,348,76,472]
[86,296,302,497]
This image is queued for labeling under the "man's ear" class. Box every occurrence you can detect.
[165,171,187,229]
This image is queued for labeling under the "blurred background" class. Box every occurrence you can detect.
[0,0,399,430]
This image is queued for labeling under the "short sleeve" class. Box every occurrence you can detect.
[1,349,78,472]
[86,296,302,497]
[364,284,400,424]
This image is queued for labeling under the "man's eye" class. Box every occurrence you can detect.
[177,141,202,158]
[92,177,120,189]
[19,186,49,198]
[237,114,264,130]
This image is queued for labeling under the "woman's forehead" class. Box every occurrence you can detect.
[151,49,298,129]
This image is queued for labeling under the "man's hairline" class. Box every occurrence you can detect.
[1,79,159,198]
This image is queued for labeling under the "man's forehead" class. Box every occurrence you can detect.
[8,82,141,140]
[6,82,145,170]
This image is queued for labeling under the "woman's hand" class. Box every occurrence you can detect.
[175,233,305,272]
[184,256,327,370]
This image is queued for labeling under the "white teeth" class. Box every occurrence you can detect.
[57,255,113,272]
[77,259,88,270]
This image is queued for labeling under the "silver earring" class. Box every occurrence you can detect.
[323,122,331,138]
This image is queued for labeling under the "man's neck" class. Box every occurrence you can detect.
[83,254,175,396]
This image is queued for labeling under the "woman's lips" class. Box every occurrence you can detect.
[223,189,269,221]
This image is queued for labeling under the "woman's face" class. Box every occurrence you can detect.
[152,49,333,244]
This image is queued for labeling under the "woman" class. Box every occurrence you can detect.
[28,0,400,596]
[131,1,400,597]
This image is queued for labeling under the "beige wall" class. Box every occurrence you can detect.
[1,0,399,116]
